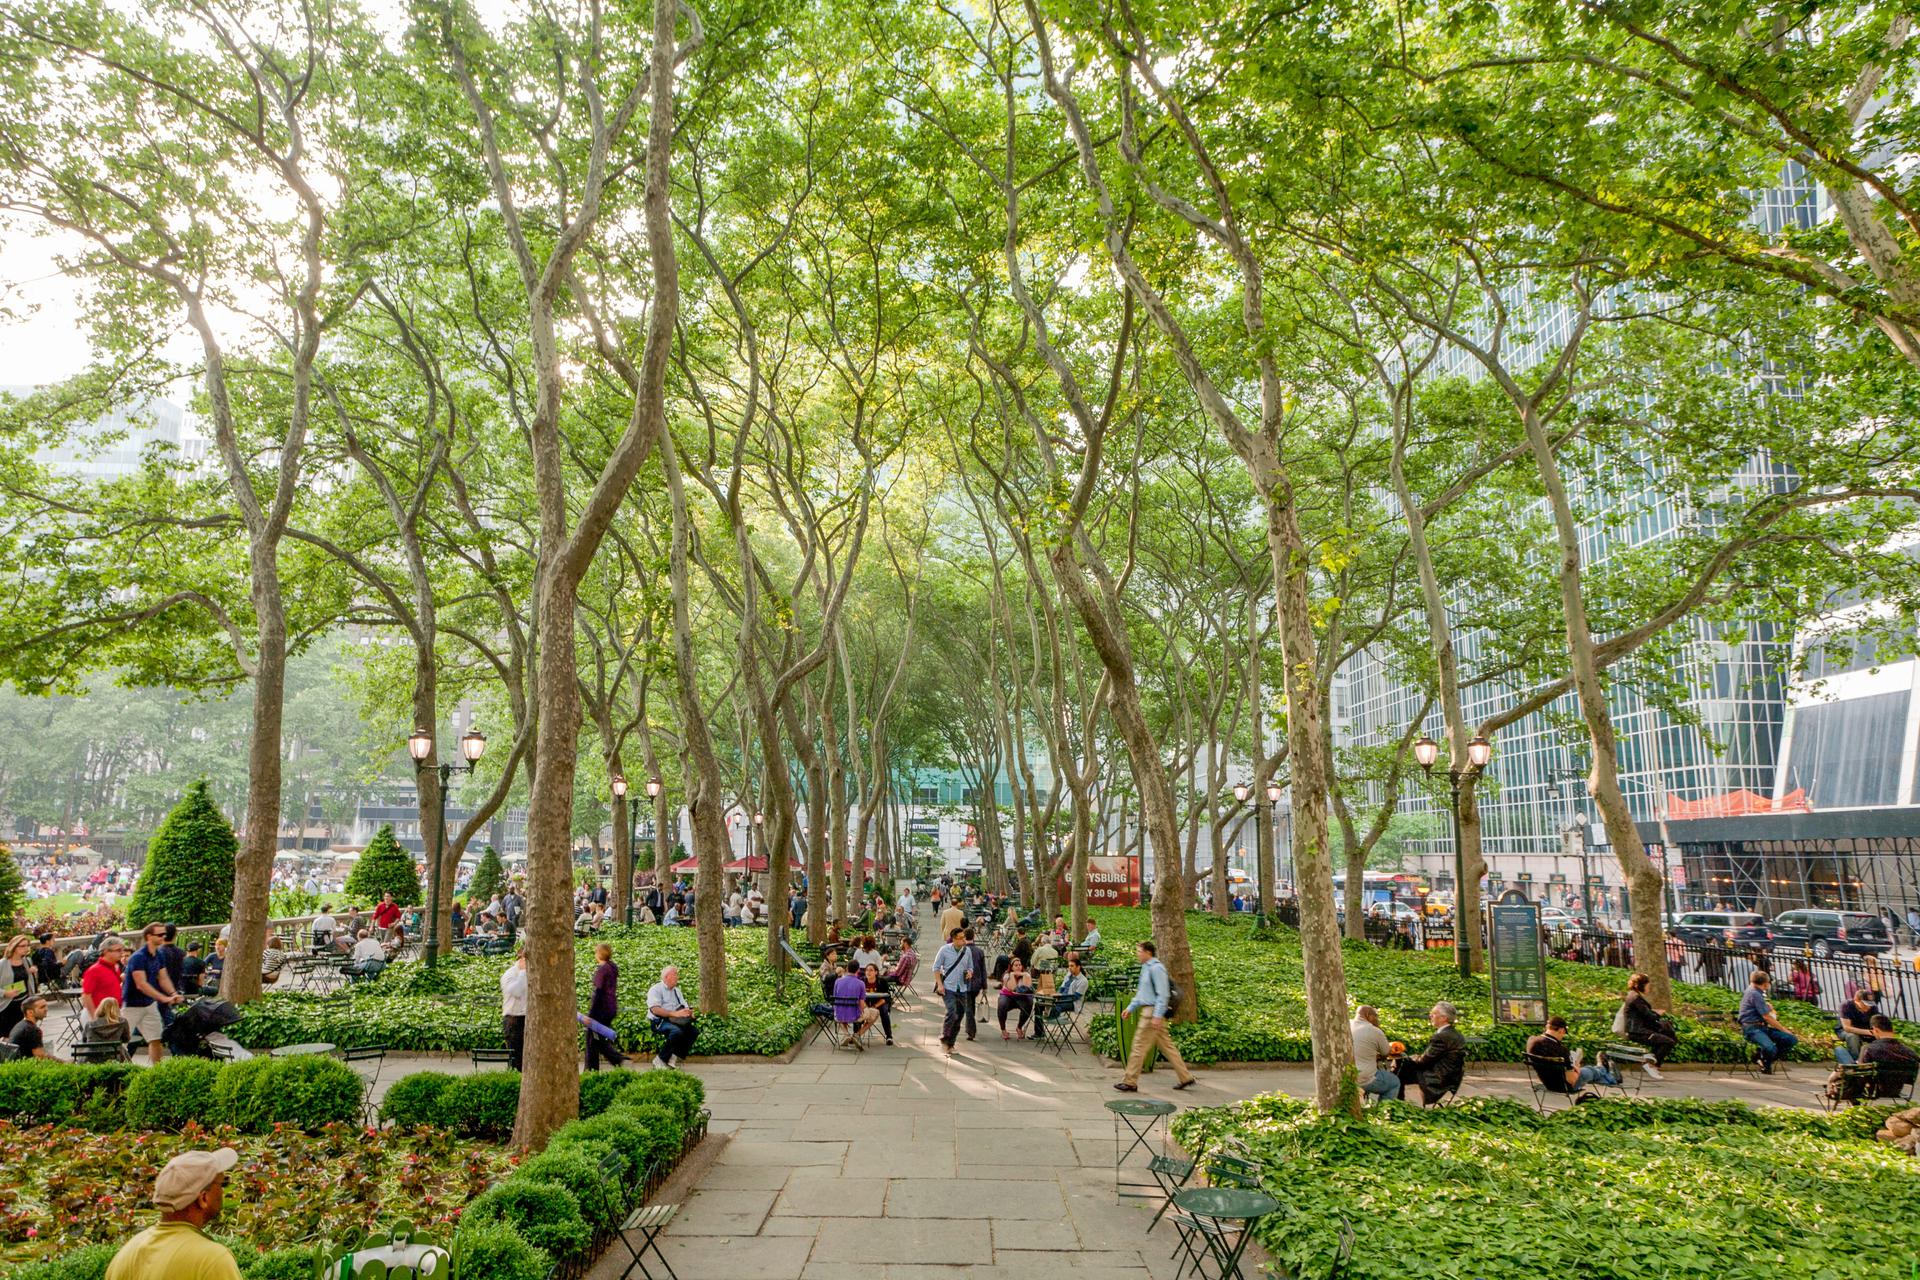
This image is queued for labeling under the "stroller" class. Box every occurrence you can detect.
[162,999,246,1058]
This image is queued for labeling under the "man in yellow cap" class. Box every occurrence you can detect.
[106,1147,241,1280]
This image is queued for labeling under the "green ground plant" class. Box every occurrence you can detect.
[1083,909,1887,1064]
[233,926,812,1056]
[1170,1093,1920,1279]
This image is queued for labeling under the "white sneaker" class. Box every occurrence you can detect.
[653,1055,670,1070]
[1642,1061,1664,1082]
[1570,1048,1584,1069]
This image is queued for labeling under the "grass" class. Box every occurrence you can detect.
[1081,907,1897,1064]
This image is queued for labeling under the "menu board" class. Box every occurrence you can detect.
[1486,901,1549,1025]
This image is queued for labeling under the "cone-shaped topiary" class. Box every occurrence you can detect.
[469,844,507,905]
[127,781,237,927]
[344,823,421,906]
[0,843,23,927]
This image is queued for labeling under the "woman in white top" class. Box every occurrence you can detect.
[851,935,883,972]
[499,954,528,1070]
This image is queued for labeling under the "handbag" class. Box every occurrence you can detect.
[1612,1004,1629,1036]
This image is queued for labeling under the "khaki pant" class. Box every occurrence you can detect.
[1122,1013,1193,1086]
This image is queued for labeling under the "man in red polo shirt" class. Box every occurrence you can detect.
[372,893,401,932]
[81,937,127,1028]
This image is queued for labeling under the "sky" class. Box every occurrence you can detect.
[0,228,94,388]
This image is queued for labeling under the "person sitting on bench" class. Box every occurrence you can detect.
[1525,1016,1621,1096]
[1857,1014,1919,1099]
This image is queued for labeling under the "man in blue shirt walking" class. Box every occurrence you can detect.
[934,927,974,1057]
[1114,940,1194,1092]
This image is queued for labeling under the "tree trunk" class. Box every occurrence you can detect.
[1520,404,1674,1009]
[223,566,286,1006]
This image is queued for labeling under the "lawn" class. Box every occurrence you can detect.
[231,925,814,1057]
[1170,1094,1920,1280]
[0,1121,511,1266]
[1082,908,1890,1064]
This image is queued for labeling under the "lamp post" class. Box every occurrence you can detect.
[645,777,663,908]
[1414,732,1492,979]
[408,724,487,969]
[1552,767,1597,935]
[611,775,639,925]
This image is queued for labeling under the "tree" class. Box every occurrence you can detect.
[127,780,237,927]
[469,845,507,906]
[344,825,421,907]
[0,844,24,926]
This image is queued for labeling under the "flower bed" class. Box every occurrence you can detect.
[1082,908,1887,1064]
[1169,1093,1920,1280]
[0,1070,707,1280]
[232,926,813,1057]
[0,1122,512,1268]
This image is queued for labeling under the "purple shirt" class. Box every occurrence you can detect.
[832,973,867,1023]
[590,960,619,1023]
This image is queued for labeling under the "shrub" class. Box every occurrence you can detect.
[548,1111,658,1184]
[514,1149,618,1232]
[577,1068,642,1118]
[451,1220,550,1280]
[208,1055,363,1134]
[243,1246,322,1280]
[1,1244,117,1280]
[469,846,507,906]
[344,824,421,907]
[459,1181,591,1261]
[380,1070,458,1129]
[609,1102,684,1174]
[436,1070,521,1140]
[125,1056,222,1130]
[126,780,238,927]
[0,842,24,926]
[615,1070,703,1127]
[0,1061,135,1128]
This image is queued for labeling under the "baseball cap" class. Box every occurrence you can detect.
[152,1148,239,1211]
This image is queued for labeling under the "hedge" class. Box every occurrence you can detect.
[0,1056,360,1135]
[1081,907,1906,1065]
[447,1070,705,1272]
[1169,1093,1920,1280]
[231,927,812,1057]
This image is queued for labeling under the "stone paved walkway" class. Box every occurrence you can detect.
[580,972,1840,1280]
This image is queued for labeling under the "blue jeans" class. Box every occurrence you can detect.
[1363,1068,1401,1100]
[1575,1064,1619,1089]
[941,988,968,1047]
[1744,1025,1799,1065]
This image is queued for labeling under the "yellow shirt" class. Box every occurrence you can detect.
[939,905,964,939]
[106,1221,243,1280]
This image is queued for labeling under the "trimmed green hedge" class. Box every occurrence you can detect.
[1082,908,1899,1065]
[0,1056,361,1135]
[1170,1093,1920,1279]
[447,1071,705,1270]
[231,927,812,1057]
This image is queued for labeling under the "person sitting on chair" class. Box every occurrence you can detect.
[1394,1002,1467,1106]
[1858,1014,1920,1098]
[647,964,699,1068]
[831,961,878,1045]
[1836,988,1883,1064]
[1525,1016,1621,1096]
[1619,972,1673,1080]
[1351,1005,1402,1102]
[862,962,895,1046]
[6,995,49,1059]
[347,929,388,978]
[84,996,131,1055]
[997,958,1035,1040]
[1738,970,1799,1074]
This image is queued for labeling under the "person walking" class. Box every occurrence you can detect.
[500,952,528,1071]
[124,923,182,1064]
[934,927,973,1057]
[1113,941,1195,1092]
[585,942,625,1069]
[962,927,987,1041]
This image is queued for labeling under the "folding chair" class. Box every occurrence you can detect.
[615,1203,679,1280]
[1037,995,1082,1055]
[1595,1043,1653,1096]
[71,1040,130,1064]
[829,990,869,1051]
[1145,1153,1194,1232]
[338,1044,389,1123]
[809,1003,847,1050]
[470,1047,514,1070]
[1521,1052,1584,1114]
[1821,1064,1879,1114]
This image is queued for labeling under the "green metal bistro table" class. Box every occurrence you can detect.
[1106,1097,1176,1198]
[1171,1186,1278,1280]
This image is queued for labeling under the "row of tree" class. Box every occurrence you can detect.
[4,0,1918,1143]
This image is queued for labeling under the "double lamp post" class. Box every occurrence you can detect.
[1231,779,1283,911]
[407,724,488,969]
[610,774,663,925]
[1412,731,1492,979]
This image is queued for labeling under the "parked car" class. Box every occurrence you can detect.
[1538,906,1580,931]
[1666,910,1772,948]
[1767,908,1894,958]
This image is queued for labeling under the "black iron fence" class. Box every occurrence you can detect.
[1270,902,1920,1025]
